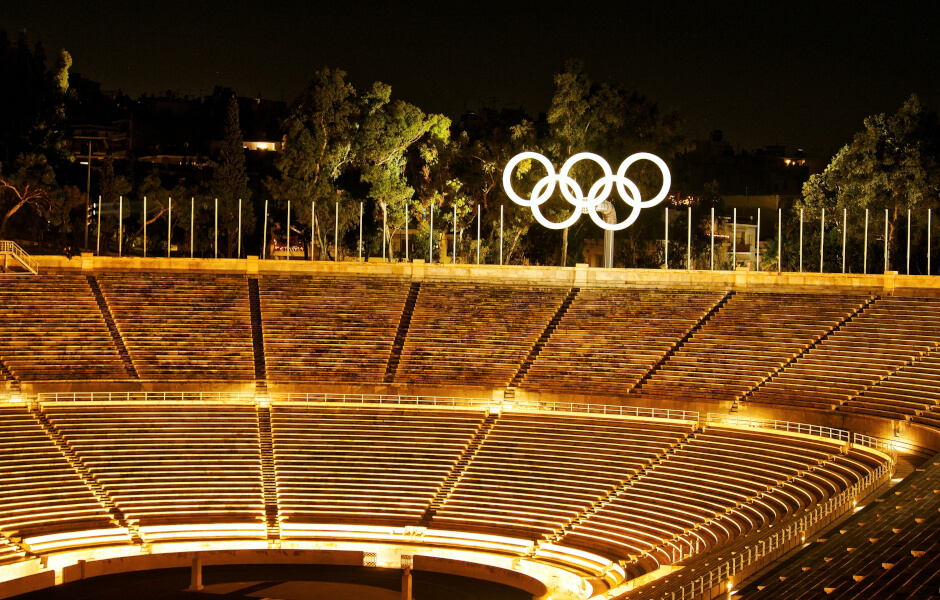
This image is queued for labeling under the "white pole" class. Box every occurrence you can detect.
[97,195,101,255]
[665,207,669,269]
[405,202,409,261]
[190,197,194,258]
[262,199,268,259]
[477,204,481,265]
[929,209,933,275]
[118,196,123,257]
[454,204,458,264]
[778,208,782,272]
[732,207,736,269]
[885,208,889,271]
[237,199,242,259]
[334,201,339,262]
[167,197,172,258]
[864,208,868,274]
[820,207,825,273]
[359,201,363,261]
[756,208,761,272]
[143,196,147,257]
[842,208,847,274]
[214,198,218,259]
[710,207,714,270]
[907,209,911,275]
[687,206,691,270]
[799,208,803,273]
[286,201,290,261]
[429,204,434,263]
[382,204,386,261]
[499,205,504,265]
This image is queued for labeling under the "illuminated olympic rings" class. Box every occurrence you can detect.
[502,151,671,231]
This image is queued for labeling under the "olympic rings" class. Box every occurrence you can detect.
[502,151,671,231]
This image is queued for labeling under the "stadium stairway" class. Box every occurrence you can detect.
[256,404,280,543]
[840,346,940,421]
[420,410,500,527]
[385,282,421,383]
[29,404,144,545]
[740,295,879,409]
[508,287,580,389]
[86,275,139,379]
[247,277,268,393]
[631,290,734,393]
[0,356,19,393]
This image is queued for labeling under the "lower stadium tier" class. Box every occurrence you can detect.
[0,399,893,598]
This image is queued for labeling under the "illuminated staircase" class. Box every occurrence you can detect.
[420,411,499,526]
[0,241,38,274]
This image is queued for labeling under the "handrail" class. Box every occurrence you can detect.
[707,413,898,461]
[268,392,492,408]
[37,391,256,403]
[645,459,894,600]
[35,391,698,421]
[0,240,38,273]
[529,400,698,421]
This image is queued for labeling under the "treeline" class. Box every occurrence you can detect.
[2,31,939,271]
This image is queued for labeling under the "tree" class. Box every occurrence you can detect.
[269,67,360,258]
[357,82,450,260]
[801,95,940,270]
[0,32,74,240]
[210,96,253,257]
[0,153,58,236]
[545,59,690,266]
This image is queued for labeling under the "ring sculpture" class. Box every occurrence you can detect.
[502,152,671,230]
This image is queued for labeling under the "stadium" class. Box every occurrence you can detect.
[0,248,938,600]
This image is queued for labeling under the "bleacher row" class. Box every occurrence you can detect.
[0,402,888,573]
[734,452,940,600]
[2,274,940,426]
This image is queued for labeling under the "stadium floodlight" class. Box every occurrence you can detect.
[502,152,670,231]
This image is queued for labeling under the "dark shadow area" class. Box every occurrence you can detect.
[8,563,531,600]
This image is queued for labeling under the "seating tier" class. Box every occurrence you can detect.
[640,293,868,402]
[522,289,726,395]
[395,284,568,387]
[97,273,254,380]
[0,406,119,541]
[844,350,940,421]
[563,426,860,561]
[259,275,409,382]
[750,296,940,410]
[43,403,265,532]
[272,406,486,529]
[0,536,26,566]
[0,275,126,380]
[433,413,693,540]
[738,452,940,600]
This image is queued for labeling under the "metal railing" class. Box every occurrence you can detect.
[707,413,897,460]
[37,391,255,403]
[267,392,491,408]
[0,240,38,273]
[651,459,893,600]
[707,413,850,442]
[34,391,700,421]
[529,401,698,422]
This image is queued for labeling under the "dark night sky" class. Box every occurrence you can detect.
[2,1,938,156]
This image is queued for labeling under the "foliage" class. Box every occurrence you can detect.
[0,153,59,236]
[268,67,361,258]
[357,82,450,259]
[210,96,254,257]
[801,94,940,269]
